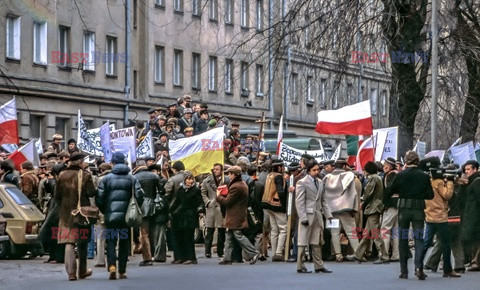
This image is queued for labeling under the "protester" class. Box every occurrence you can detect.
[48,134,64,154]
[55,152,96,281]
[20,161,40,207]
[379,157,399,261]
[169,171,203,264]
[96,152,144,280]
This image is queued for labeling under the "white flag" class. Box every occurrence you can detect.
[136,131,154,158]
[331,144,341,161]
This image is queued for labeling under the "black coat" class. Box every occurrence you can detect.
[460,172,480,241]
[194,119,208,135]
[96,164,144,227]
[169,184,203,229]
[134,167,162,199]
[389,166,434,200]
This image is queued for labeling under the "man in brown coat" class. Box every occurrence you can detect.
[55,152,96,281]
[20,161,40,207]
[216,166,259,265]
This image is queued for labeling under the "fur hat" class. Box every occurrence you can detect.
[172,161,185,171]
[52,134,63,140]
[111,152,126,164]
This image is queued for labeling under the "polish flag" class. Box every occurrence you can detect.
[276,115,283,155]
[356,135,375,172]
[0,98,19,145]
[315,100,373,136]
[8,140,40,170]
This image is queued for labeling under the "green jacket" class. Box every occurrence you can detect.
[362,173,384,215]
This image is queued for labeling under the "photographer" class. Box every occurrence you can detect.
[419,158,461,278]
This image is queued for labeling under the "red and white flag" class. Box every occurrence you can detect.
[315,100,373,136]
[0,98,19,145]
[8,140,40,170]
[356,135,375,172]
[276,115,283,155]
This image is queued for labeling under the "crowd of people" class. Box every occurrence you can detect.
[0,94,479,282]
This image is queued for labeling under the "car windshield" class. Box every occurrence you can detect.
[5,187,33,205]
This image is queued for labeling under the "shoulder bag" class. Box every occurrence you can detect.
[71,170,99,227]
[125,181,143,227]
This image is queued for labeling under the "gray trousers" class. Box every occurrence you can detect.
[380,207,399,260]
[224,230,257,262]
[151,223,167,261]
[297,245,323,271]
[331,211,359,256]
[355,213,389,260]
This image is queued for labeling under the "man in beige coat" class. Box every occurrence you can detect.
[295,160,333,273]
[201,163,225,258]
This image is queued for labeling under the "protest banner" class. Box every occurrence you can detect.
[136,131,154,158]
[110,126,136,163]
[278,142,328,166]
[373,126,398,160]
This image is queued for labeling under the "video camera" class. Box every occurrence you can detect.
[419,156,460,181]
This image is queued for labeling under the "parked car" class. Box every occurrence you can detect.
[0,213,9,257]
[0,183,45,259]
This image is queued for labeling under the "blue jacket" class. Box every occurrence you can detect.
[96,164,144,226]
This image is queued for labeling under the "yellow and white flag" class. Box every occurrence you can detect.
[169,127,225,176]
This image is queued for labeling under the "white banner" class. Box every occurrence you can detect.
[450,141,476,166]
[374,130,389,161]
[331,144,341,161]
[415,141,426,159]
[278,142,328,166]
[35,138,43,154]
[100,122,112,163]
[136,130,154,158]
[110,126,136,163]
[373,126,398,160]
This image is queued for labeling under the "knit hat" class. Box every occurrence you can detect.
[208,119,217,128]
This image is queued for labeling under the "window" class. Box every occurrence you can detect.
[174,0,183,12]
[225,59,233,94]
[55,117,68,148]
[370,88,378,115]
[304,14,310,48]
[106,36,117,76]
[333,81,339,109]
[83,31,95,71]
[6,187,33,205]
[191,53,201,90]
[381,90,387,116]
[240,62,249,96]
[320,78,327,108]
[347,83,353,105]
[192,0,201,16]
[225,0,233,24]
[6,16,21,59]
[208,56,217,91]
[306,76,313,103]
[155,0,164,7]
[290,73,298,103]
[209,0,218,21]
[154,46,165,83]
[133,70,138,98]
[58,26,70,67]
[173,49,183,86]
[33,22,47,64]
[133,0,138,28]
[29,115,44,139]
[255,64,264,96]
[241,0,249,28]
[256,0,263,31]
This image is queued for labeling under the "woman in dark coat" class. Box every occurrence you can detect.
[169,171,203,264]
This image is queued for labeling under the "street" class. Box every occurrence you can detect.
[1,247,479,290]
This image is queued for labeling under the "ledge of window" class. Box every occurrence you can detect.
[209,18,218,23]
[173,10,184,15]
[255,29,264,35]
[5,57,20,64]
[240,91,249,97]
[154,4,165,10]
[191,86,201,91]
[57,65,72,72]
[208,89,217,93]
[255,92,264,98]
[106,74,118,79]
[173,84,183,89]
[154,81,165,86]
[225,22,234,27]
[82,69,96,75]
[225,91,234,96]
[306,100,314,106]
[33,62,47,69]
[192,14,201,19]
[240,26,249,31]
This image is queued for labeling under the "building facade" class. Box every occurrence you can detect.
[0,0,390,152]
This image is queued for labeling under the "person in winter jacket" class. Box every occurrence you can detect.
[169,171,203,264]
[96,152,143,280]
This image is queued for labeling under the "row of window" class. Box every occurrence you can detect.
[289,73,388,116]
[6,15,118,75]
[155,0,264,30]
[154,46,265,96]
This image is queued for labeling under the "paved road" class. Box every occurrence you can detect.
[1,249,479,290]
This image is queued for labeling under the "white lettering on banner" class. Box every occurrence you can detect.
[279,143,328,166]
